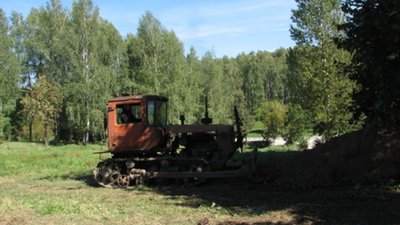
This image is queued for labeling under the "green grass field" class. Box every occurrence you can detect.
[0,142,284,225]
[1,142,399,225]
[246,121,264,138]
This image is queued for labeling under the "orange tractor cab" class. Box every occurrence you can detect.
[107,95,168,154]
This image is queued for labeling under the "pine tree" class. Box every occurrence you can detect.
[341,0,400,129]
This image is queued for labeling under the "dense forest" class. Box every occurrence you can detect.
[0,0,398,146]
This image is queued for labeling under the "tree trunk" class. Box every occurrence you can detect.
[29,122,32,142]
[44,123,49,147]
[84,100,90,145]
[84,88,89,146]
[54,121,59,144]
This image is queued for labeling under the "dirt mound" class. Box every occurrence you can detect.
[258,125,400,188]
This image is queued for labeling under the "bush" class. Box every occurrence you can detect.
[256,100,286,140]
[0,113,11,140]
[298,137,309,150]
[283,104,311,144]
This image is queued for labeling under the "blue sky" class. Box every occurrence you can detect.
[1,0,297,57]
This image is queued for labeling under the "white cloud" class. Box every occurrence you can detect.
[161,0,292,22]
[176,25,247,39]
[198,0,291,17]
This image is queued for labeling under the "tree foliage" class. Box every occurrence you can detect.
[256,100,286,139]
[290,0,346,45]
[288,0,359,139]
[0,1,292,143]
[1,0,375,144]
[236,50,289,112]
[341,0,400,129]
[126,11,192,123]
[283,104,311,144]
[19,0,127,143]
[0,9,20,139]
[21,76,62,146]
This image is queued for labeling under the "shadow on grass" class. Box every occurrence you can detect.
[247,129,264,136]
[47,149,400,225]
[68,174,99,187]
[152,180,400,225]
[149,150,400,225]
[40,173,100,187]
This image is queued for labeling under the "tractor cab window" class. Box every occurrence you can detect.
[116,103,142,124]
[147,100,167,126]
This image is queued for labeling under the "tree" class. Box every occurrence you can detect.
[268,49,289,102]
[22,0,71,141]
[288,0,358,139]
[21,0,126,143]
[256,100,286,140]
[21,76,62,146]
[200,51,233,124]
[83,20,127,142]
[236,50,289,113]
[126,11,165,94]
[221,56,254,133]
[283,103,311,144]
[24,0,71,82]
[290,0,346,45]
[0,9,20,140]
[236,52,264,111]
[341,0,400,129]
[126,11,194,123]
[184,47,204,122]
[69,0,102,144]
[55,0,125,143]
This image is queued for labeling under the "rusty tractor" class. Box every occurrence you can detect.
[93,95,252,188]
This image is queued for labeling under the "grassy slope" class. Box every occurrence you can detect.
[1,142,399,225]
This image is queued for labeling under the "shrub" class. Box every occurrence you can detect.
[283,104,311,144]
[256,100,286,140]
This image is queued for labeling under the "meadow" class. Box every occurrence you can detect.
[0,142,275,225]
[1,142,399,225]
